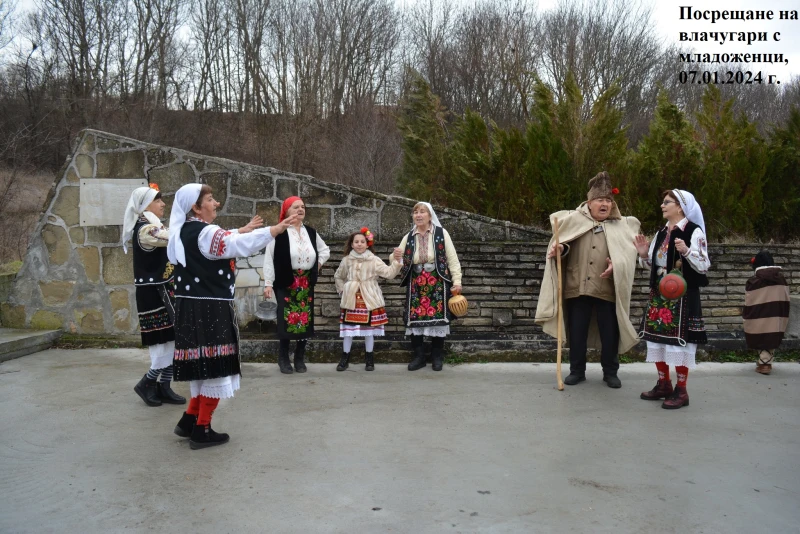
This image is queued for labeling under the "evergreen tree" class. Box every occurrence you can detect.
[756,107,800,240]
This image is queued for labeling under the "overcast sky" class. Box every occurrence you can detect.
[10,0,800,83]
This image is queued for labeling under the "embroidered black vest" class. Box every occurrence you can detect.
[174,220,236,300]
[399,226,452,286]
[648,221,709,290]
[132,216,173,286]
[273,225,319,289]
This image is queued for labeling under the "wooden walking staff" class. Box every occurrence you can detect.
[554,217,564,391]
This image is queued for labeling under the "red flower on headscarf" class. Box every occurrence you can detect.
[611,187,620,195]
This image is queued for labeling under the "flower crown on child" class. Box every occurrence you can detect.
[360,227,374,246]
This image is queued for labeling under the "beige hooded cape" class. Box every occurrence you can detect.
[534,202,641,354]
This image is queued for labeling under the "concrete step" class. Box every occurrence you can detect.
[0,328,63,362]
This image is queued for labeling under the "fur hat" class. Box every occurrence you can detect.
[587,171,617,201]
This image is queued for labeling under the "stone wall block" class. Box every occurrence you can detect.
[69,227,85,245]
[38,281,75,306]
[224,197,254,215]
[87,226,120,244]
[76,155,94,178]
[74,309,104,333]
[256,201,281,224]
[148,162,196,194]
[102,247,134,285]
[231,170,272,198]
[109,289,132,331]
[350,195,374,208]
[97,137,120,150]
[299,183,348,205]
[42,224,71,265]
[51,186,80,226]
[275,179,297,199]
[214,216,250,231]
[77,246,100,282]
[31,310,63,330]
[0,303,26,328]
[66,168,80,183]
[79,134,95,154]
[492,309,514,327]
[147,148,176,167]
[96,151,145,178]
[235,268,262,288]
[329,208,379,241]
[379,203,414,242]
[304,207,332,235]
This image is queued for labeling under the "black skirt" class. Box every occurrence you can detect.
[172,298,241,382]
[135,283,175,347]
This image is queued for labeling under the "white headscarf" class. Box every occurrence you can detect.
[167,183,203,267]
[411,201,443,231]
[673,189,706,236]
[122,187,158,254]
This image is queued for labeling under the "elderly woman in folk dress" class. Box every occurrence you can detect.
[634,189,710,410]
[392,202,463,372]
[168,183,295,449]
[263,196,331,374]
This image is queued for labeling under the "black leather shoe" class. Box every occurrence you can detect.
[336,352,350,371]
[174,412,197,438]
[157,381,186,404]
[564,373,586,386]
[189,424,230,450]
[603,375,622,388]
[134,375,162,406]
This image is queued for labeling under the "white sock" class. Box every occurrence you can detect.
[343,337,353,353]
[364,335,374,352]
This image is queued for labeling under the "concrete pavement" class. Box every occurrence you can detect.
[1,348,799,533]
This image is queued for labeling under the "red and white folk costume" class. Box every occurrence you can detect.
[168,184,279,448]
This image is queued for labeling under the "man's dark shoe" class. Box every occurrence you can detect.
[564,373,586,385]
[603,375,622,389]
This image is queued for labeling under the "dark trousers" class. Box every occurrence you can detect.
[566,295,620,375]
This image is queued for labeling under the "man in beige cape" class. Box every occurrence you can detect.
[534,172,640,388]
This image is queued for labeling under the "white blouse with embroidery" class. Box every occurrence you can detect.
[639,218,710,273]
[262,225,331,287]
[187,217,276,260]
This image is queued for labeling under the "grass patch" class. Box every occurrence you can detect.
[444,354,466,366]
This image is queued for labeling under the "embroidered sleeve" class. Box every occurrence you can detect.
[199,225,274,261]
[683,228,710,273]
[138,223,169,249]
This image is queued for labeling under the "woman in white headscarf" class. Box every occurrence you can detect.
[167,183,296,449]
[633,189,711,410]
[392,202,463,372]
[123,183,184,407]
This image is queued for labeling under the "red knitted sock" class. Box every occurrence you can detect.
[676,366,689,388]
[655,362,670,381]
[197,396,220,426]
[186,396,200,416]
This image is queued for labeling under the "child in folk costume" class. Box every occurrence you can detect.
[334,228,403,371]
[743,250,790,375]
[168,183,296,449]
[123,183,185,407]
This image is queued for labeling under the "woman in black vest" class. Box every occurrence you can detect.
[123,183,184,407]
[393,202,463,372]
[634,189,710,410]
[167,183,295,449]
[263,196,331,374]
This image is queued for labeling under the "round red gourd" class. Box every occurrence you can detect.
[659,270,687,300]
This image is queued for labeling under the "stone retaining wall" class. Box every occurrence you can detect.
[1,129,798,348]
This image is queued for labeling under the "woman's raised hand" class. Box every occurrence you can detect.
[240,215,264,234]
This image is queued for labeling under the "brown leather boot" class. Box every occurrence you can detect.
[640,379,673,400]
[661,386,689,409]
